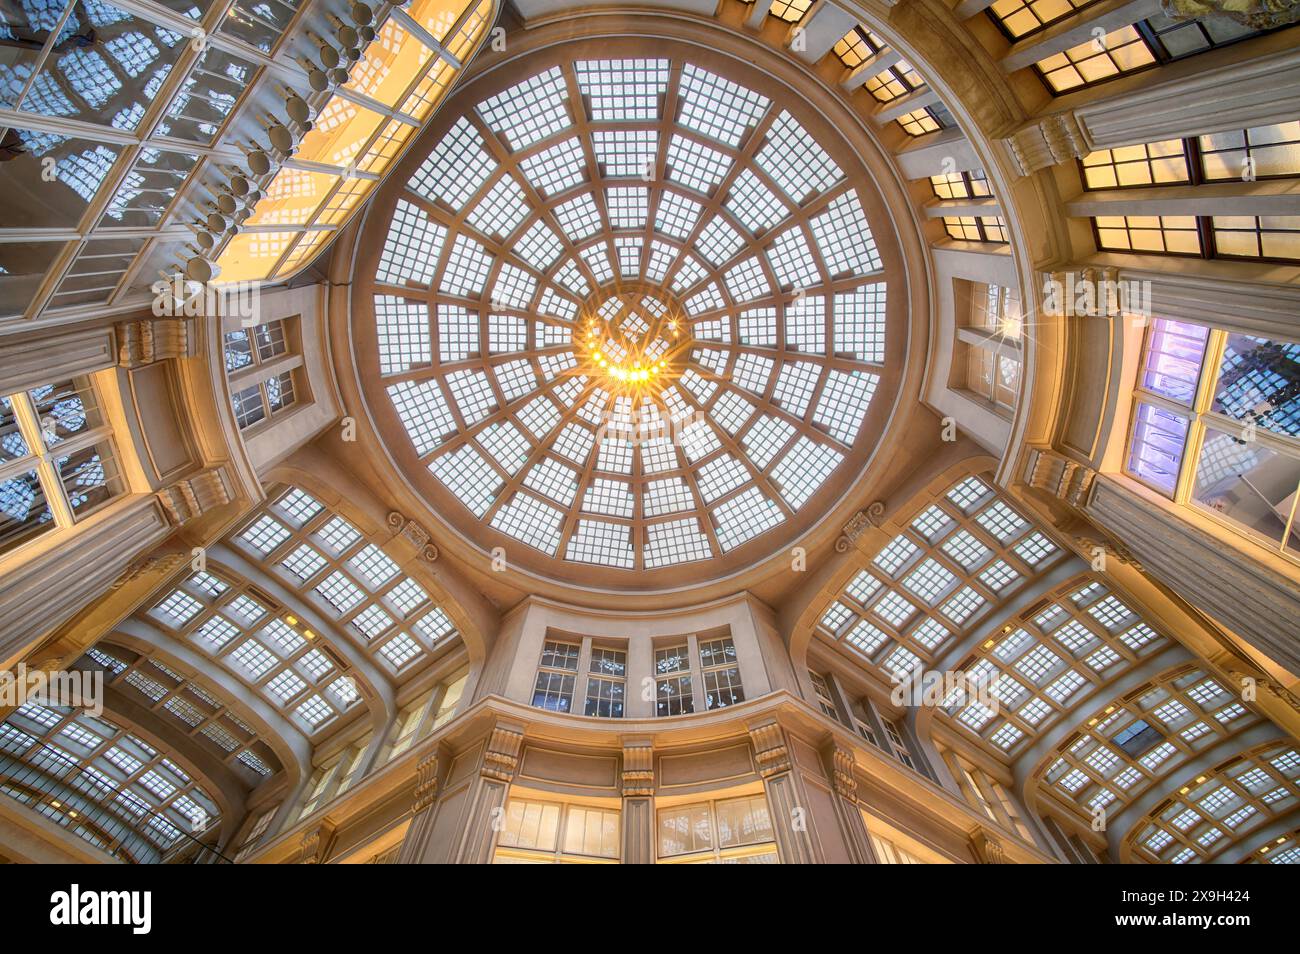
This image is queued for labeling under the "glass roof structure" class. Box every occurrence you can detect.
[359,53,896,577]
[0,0,493,319]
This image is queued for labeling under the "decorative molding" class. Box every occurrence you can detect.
[386,511,439,562]
[971,827,1008,864]
[109,550,188,592]
[1076,45,1300,148]
[1025,447,1096,510]
[1085,475,1300,675]
[1225,666,1300,716]
[116,317,193,368]
[747,719,792,779]
[828,743,857,800]
[412,751,440,813]
[298,820,336,864]
[621,741,655,798]
[835,501,885,553]
[156,468,232,525]
[480,725,524,783]
[1002,112,1087,176]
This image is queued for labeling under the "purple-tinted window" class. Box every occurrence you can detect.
[1128,401,1190,495]
[1140,319,1208,405]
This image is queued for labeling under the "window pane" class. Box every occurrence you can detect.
[0,396,29,462]
[28,377,101,446]
[715,795,773,848]
[1141,319,1209,404]
[1212,334,1300,438]
[0,468,54,554]
[58,442,120,515]
[1193,428,1300,550]
[1128,401,1190,495]
[658,803,712,856]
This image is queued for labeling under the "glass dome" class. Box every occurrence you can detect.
[351,42,906,587]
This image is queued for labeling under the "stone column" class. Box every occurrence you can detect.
[451,723,525,864]
[823,741,878,864]
[620,739,655,864]
[747,718,822,864]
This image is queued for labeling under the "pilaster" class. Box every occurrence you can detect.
[452,722,525,864]
[747,718,822,864]
[823,741,878,864]
[620,738,655,864]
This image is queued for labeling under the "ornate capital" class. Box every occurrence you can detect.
[481,725,524,783]
[1003,112,1088,176]
[116,317,192,368]
[298,820,336,864]
[413,751,440,813]
[835,501,886,553]
[1025,447,1096,510]
[748,719,793,779]
[971,827,1008,864]
[157,468,232,526]
[387,511,439,562]
[621,741,655,797]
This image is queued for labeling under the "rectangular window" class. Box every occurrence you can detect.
[809,671,839,719]
[1126,324,1300,558]
[531,640,580,713]
[654,643,694,717]
[657,794,777,863]
[494,798,621,863]
[700,636,744,710]
[224,319,303,430]
[884,719,916,769]
[0,377,123,556]
[584,646,626,718]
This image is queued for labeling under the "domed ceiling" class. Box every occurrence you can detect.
[349,36,909,589]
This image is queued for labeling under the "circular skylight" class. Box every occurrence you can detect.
[354,46,902,582]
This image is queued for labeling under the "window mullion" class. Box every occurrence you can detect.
[11,394,76,529]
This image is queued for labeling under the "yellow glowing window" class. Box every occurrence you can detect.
[1094,215,1201,254]
[832,27,881,69]
[345,18,433,106]
[217,232,297,284]
[865,68,910,103]
[296,97,387,168]
[275,231,334,277]
[408,0,469,43]
[1081,140,1189,189]
[1200,121,1300,181]
[1212,216,1300,262]
[897,108,940,137]
[989,0,1098,39]
[944,216,1008,243]
[444,0,493,61]
[769,0,812,21]
[400,59,456,122]
[244,169,341,227]
[1036,26,1155,93]
[358,119,418,176]
[206,0,493,285]
[314,178,371,226]
[930,170,992,200]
